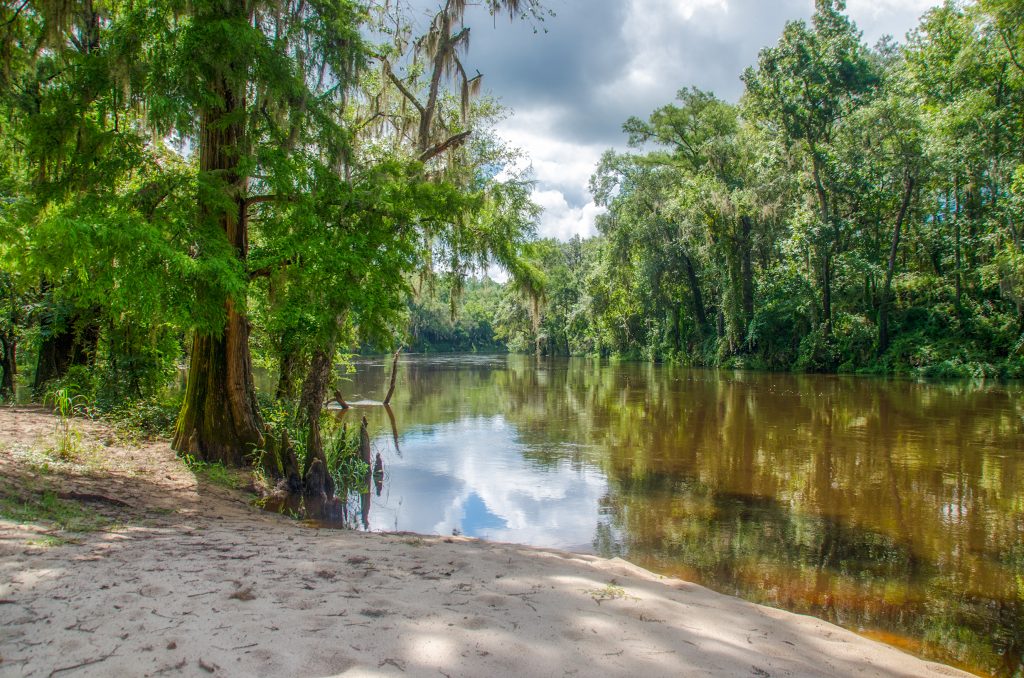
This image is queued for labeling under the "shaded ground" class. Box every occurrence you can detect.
[0,407,973,677]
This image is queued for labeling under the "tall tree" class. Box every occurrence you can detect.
[742,0,878,335]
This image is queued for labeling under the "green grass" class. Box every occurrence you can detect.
[180,453,242,489]
[0,491,113,532]
[3,439,106,476]
[46,387,90,460]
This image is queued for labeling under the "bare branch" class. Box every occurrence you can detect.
[244,194,280,208]
[418,130,472,163]
[383,62,426,117]
[997,25,1024,76]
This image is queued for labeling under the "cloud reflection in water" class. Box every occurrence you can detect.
[367,415,608,550]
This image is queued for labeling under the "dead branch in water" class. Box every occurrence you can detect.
[383,349,401,406]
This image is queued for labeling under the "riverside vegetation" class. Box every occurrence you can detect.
[413,1,1024,380]
[2,0,1021,465]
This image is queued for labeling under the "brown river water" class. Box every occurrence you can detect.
[292,354,1023,676]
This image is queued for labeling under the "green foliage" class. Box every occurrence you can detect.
[0,491,112,532]
[487,0,1024,380]
[323,421,369,493]
[0,0,543,458]
[45,386,88,459]
[408,277,506,352]
[179,453,241,489]
[104,392,184,441]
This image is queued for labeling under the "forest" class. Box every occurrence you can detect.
[0,0,552,491]
[414,0,1024,380]
[1,0,1023,482]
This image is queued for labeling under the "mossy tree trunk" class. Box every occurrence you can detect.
[298,345,334,489]
[171,0,263,465]
[275,344,299,401]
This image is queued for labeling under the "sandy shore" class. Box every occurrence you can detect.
[0,407,973,677]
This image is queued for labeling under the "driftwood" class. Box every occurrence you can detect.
[382,349,401,406]
[373,453,384,497]
[359,416,372,465]
[331,389,350,409]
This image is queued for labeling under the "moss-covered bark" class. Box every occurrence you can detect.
[172,0,263,464]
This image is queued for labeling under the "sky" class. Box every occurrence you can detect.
[406,0,938,241]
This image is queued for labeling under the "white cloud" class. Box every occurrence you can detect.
[496,109,609,239]
[367,416,609,549]
[846,0,936,41]
[532,190,605,240]
[471,0,936,244]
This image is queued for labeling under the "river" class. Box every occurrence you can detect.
[323,353,1023,676]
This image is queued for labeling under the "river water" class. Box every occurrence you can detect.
[325,353,1023,676]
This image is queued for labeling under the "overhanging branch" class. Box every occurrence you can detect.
[383,62,426,118]
[418,130,472,163]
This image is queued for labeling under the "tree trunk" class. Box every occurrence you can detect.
[0,335,15,398]
[953,176,963,308]
[276,344,299,401]
[879,174,915,355]
[34,310,99,390]
[383,349,401,406]
[173,320,264,465]
[172,1,264,465]
[821,251,832,335]
[740,215,755,329]
[298,346,335,499]
[681,252,707,332]
[810,148,833,336]
[671,305,681,352]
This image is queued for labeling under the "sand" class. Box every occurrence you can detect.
[0,407,973,677]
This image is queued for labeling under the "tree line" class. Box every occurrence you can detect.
[487,0,1024,378]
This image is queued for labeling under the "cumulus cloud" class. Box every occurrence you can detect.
[367,416,609,549]
[531,190,604,240]
[409,0,935,241]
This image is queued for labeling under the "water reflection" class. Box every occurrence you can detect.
[335,354,1023,677]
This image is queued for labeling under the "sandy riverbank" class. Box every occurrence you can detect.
[0,407,972,677]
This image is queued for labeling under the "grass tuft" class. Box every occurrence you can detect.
[179,453,242,489]
[0,491,113,532]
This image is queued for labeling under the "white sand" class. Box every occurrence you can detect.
[0,408,973,677]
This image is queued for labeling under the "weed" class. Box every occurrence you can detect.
[585,582,637,605]
[46,387,89,460]
[324,422,370,492]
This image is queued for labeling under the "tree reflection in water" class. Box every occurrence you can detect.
[335,354,1023,677]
